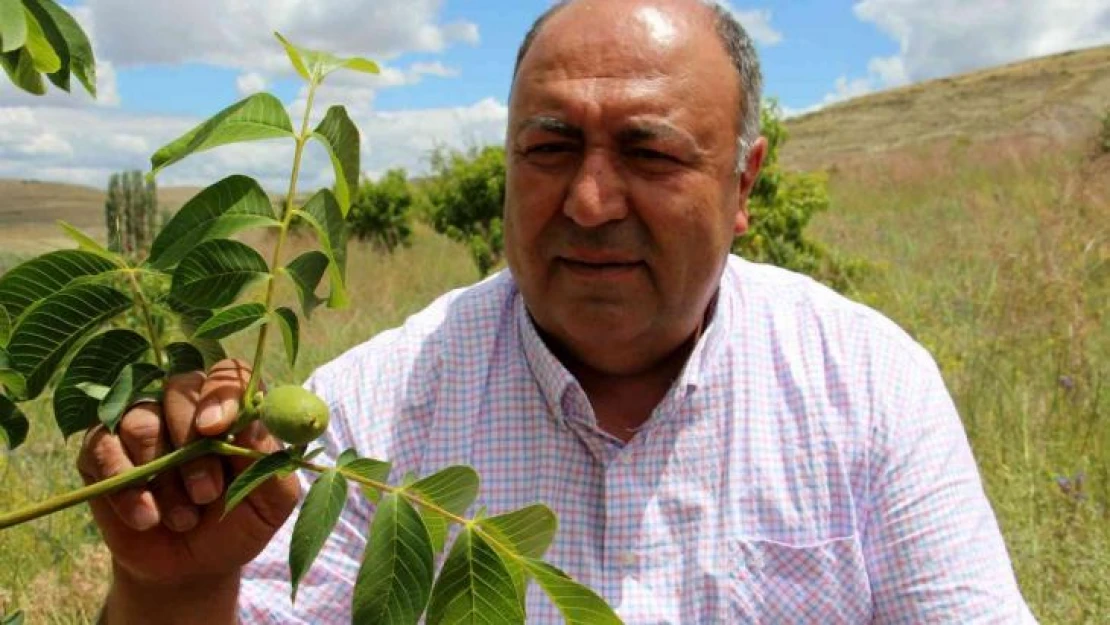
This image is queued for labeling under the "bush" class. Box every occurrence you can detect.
[347,169,414,253]
[421,146,505,276]
[733,101,864,292]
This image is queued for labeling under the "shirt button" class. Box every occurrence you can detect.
[620,551,638,570]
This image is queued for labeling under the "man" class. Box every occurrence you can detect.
[81,0,1036,622]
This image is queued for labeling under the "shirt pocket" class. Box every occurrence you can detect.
[726,534,872,624]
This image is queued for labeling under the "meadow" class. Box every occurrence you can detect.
[1,138,1108,622]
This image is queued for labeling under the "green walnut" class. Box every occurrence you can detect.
[259,385,329,445]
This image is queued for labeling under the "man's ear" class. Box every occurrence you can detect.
[733,136,767,236]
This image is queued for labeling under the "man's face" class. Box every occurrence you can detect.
[504,0,763,375]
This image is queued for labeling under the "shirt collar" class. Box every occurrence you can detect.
[514,271,733,427]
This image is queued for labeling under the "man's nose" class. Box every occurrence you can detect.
[563,149,628,228]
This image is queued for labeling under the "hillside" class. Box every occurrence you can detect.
[1,44,1108,254]
[781,44,1110,171]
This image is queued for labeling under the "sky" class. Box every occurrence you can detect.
[1,0,1109,191]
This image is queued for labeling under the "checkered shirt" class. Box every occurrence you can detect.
[239,255,1036,624]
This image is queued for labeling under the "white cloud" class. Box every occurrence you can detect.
[235,72,269,96]
[719,4,783,46]
[807,0,1110,113]
[83,0,481,75]
[0,96,507,192]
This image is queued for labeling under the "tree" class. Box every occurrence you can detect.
[421,145,505,276]
[733,101,864,292]
[105,169,158,258]
[347,168,414,253]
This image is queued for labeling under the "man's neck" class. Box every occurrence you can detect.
[536,294,716,442]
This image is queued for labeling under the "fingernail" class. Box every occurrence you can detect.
[134,504,160,531]
[197,402,221,429]
[168,506,198,532]
[186,471,219,505]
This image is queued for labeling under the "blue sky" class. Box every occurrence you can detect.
[3,0,1109,189]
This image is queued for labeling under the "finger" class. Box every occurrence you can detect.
[164,370,206,449]
[117,403,198,532]
[224,420,300,530]
[180,454,224,506]
[77,426,160,531]
[194,359,252,437]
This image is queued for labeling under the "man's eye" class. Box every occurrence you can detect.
[629,148,677,162]
[525,143,575,156]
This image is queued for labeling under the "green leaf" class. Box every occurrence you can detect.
[0,250,118,322]
[352,492,435,625]
[147,175,280,271]
[7,283,131,400]
[167,298,227,367]
[0,47,44,95]
[426,525,524,625]
[223,450,294,517]
[194,302,267,340]
[22,7,59,73]
[0,306,10,346]
[289,469,348,602]
[477,504,558,606]
[273,307,299,367]
[98,363,164,432]
[311,106,360,217]
[165,342,205,376]
[1,609,25,625]
[295,190,348,308]
[284,251,327,318]
[522,558,623,625]
[0,346,27,399]
[53,329,149,438]
[24,0,97,96]
[150,93,294,175]
[477,505,558,560]
[0,0,27,52]
[342,457,390,483]
[0,393,28,450]
[76,382,109,400]
[274,32,309,82]
[406,466,479,555]
[57,221,119,261]
[171,239,270,309]
[272,33,379,83]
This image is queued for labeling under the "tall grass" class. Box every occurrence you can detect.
[814,139,1110,623]
[1,142,1108,622]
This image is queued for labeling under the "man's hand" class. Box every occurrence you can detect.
[76,359,300,623]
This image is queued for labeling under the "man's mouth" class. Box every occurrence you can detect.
[558,256,645,277]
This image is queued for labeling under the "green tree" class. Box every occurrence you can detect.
[733,101,863,292]
[347,168,414,253]
[104,169,158,258]
[422,145,505,276]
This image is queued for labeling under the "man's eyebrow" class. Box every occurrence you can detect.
[515,116,583,140]
[616,122,693,146]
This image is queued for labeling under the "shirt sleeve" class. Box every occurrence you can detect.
[862,351,1038,624]
[237,374,368,624]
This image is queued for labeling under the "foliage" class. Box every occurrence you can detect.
[0,0,96,98]
[0,24,622,625]
[347,168,414,253]
[421,145,506,276]
[105,170,158,258]
[732,101,865,292]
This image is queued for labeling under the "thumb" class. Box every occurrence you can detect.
[194,359,252,436]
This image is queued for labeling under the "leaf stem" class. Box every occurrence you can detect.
[245,80,320,405]
[0,438,218,530]
[207,441,470,525]
[125,268,166,368]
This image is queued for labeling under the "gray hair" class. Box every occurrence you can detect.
[511,0,763,171]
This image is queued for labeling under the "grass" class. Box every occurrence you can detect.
[1,142,1108,622]
[811,139,1110,623]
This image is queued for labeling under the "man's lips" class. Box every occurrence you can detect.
[557,255,646,277]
